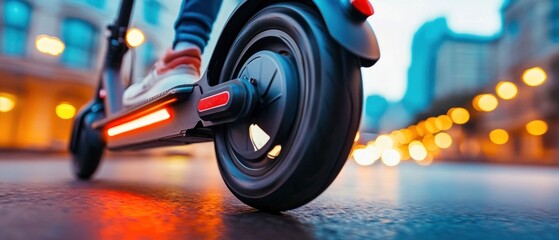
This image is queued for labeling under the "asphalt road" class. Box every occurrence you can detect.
[1,147,558,239]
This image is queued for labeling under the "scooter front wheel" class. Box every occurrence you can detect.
[69,103,105,180]
[215,3,363,211]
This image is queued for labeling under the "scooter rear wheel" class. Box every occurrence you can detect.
[215,3,363,211]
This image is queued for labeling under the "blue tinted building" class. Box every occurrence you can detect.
[402,18,449,117]
[403,17,497,120]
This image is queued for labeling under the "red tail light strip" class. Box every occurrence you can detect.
[105,98,177,137]
[107,108,172,137]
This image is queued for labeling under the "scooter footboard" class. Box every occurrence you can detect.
[93,85,212,151]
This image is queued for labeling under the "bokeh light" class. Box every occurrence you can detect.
[525,120,548,136]
[422,134,438,151]
[126,28,145,48]
[489,129,509,145]
[390,130,406,145]
[417,121,427,136]
[448,107,470,124]
[425,117,439,134]
[0,93,16,113]
[354,132,360,142]
[376,135,394,150]
[522,67,547,87]
[401,129,414,144]
[495,81,518,100]
[436,115,453,131]
[473,94,498,112]
[353,144,382,166]
[434,132,452,149]
[409,140,428,161]
[381,149,401,167]
[35,35,65,56]
[55,102,76,120]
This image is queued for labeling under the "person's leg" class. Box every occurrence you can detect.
[123,0,223,107]
[174,0,223,52]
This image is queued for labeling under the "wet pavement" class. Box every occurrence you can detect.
[1,146,558,239]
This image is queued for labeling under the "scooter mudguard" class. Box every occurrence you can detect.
[206,0,380,85]
[313,0,381,66]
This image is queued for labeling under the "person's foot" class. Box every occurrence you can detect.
[122,47,202,107]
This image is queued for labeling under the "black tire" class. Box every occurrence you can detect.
[215,3,363,211]
[71,110,105,180]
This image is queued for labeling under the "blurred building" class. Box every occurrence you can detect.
[398,0,559,165]
[388,18,496,130]
[470,0,559,164]
[402,18,449,117]
[0,0,182,151]
[0,0,240,152]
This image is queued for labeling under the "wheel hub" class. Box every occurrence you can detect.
[226,51,298,161]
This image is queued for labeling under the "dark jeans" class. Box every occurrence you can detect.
[173,0,224,53]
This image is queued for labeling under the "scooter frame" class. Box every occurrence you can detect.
[70,0,380,153]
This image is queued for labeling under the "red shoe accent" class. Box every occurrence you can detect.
[155,48,202,75]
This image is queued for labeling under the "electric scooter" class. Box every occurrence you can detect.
[69,0,380,211]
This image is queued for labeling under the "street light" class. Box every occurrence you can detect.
[126,28,145,48]
[35,35,65,56]
[434,132,452,149]
[522,67,547,87]
[425,117,439,134]
[353,144,381,166]
[0,92,16,113]
[55,102,76,120]
[495,81,518,100]
[448,107,470,124]
[489,129,509,145]
[375,134,394,150]
[525,120,548,136]
[473,94,498,112]
[409,140,427,161]
[436,115,453,131]
[422,134,438,151]
[381,148,401,167]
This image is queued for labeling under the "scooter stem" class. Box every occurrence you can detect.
[99,0,136,115]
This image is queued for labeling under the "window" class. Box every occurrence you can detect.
[508,20,519,38]
[1,0,32,56]
[551,0,559,42]
[61,19,97,69]
[143,0,161,25]
[71,0,105,9]
[85,0,105,9]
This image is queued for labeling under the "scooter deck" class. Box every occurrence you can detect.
[92,84,194,129]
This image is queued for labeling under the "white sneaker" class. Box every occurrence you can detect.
[122,48,201,107]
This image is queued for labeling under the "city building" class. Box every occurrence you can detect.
[400,0,559,165]
[468,0,559,164]
[402,18,449,117]
[382,17,496,132]
[0,0,239,151]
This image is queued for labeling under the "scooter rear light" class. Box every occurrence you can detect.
[350,0,374,18]
[198,91,230,112]
[107,108,171,137]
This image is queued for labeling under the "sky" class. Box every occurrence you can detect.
[363,0,506,102]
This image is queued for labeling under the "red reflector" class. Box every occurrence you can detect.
[351,0,374,17]
[198,91,230,112]
[107,108,171,137]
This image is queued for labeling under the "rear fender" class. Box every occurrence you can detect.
[206,0,380,85]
